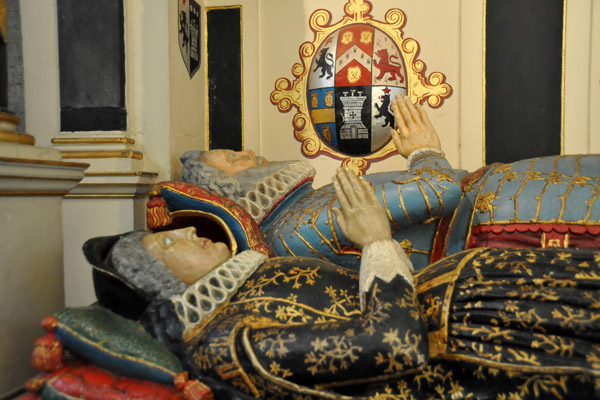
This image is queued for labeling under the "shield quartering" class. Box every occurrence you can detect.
[178,0,201,78]
[271,1,452,174]
[308,25,407,156]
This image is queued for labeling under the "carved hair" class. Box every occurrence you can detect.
[109,231,187,300]
[180,150,242,200]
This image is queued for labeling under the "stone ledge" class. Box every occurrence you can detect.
[65,170,159,198]
[0,156,88,195]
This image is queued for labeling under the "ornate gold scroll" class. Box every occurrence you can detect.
[270,0,452,174]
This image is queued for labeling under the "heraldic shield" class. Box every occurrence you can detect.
[308,24,407,156]
[178,0,200,78]
[271,0,452,173]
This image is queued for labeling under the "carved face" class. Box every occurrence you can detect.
[199,149,265,175]
[142,227,231,285]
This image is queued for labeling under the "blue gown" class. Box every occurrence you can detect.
[263,153,600,271]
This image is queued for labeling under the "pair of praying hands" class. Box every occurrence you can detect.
[333,95,440,249]
[333,168,391,249]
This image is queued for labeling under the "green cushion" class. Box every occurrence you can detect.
[53,306,183,385]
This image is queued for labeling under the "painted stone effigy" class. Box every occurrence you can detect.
[442,155,600,257]
[166,92,461,271]
[20,1,600,397]
[24,168,600,399]
[26,236,600,399]
[168,247,600,399]
[172,149,600,272]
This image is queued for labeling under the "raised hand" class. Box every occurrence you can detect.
[332,168,391,249]
[390,94,441,158]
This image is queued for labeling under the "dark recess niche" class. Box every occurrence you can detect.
[57,0,126,131]
[207,7,242,151]
[485,0,563,164]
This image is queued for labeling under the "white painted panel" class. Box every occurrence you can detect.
[564,0,593,155]
[590,1,600,153]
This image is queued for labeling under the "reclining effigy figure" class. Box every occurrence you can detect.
[22,97,600,398]
[170,95,460,269]
[23,168,600,399]
[164,95,600,270]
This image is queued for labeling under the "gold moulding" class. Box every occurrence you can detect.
[0,156,88,168]
[0,175,81,182]
[60,150,144,160]
[65,194,149,199]
[0,111,20,125]
[85,171,158,177]
[0,190,68,196]
[51,137,135,145]
[0,130,35,145]
[0,0,6,44]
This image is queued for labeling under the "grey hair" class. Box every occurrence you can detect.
[180,150,242,200]
[109,231,187,300]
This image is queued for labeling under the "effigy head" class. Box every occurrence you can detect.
[141,227,231,285]
[84,227,232,319]
[180,150,243,200]
[108,231,187,300]
[180,150,273,200]
[181,149,267,176]
[199,149,265,175]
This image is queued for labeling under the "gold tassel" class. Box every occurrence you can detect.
[147,196,172,229]
[174,372,214,400]
[31,316,63,372]
[24,377,44,394]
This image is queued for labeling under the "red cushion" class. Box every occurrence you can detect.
[30,359,185,399]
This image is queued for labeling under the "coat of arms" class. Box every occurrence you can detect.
[178,0,201,78]
[271,0,452,173]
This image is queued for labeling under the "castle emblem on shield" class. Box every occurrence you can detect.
[178,0,201,78]
[340,90,368,140]
[271,0,452,173]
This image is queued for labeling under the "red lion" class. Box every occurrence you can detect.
[373,49,404,82]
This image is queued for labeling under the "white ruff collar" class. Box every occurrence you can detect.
[171,250,267,338]
[237,161,315,224]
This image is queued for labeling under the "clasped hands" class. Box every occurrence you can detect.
[333,168,391,249]
[332,95,440,248]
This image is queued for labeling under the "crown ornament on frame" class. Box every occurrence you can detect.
[270,0,452,174]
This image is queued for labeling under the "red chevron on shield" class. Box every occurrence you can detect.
[335,25,374,87]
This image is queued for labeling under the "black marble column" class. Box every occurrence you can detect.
[485,0,564,164]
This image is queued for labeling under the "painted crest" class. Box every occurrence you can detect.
[271,0,452,173]
[178,0,201,78]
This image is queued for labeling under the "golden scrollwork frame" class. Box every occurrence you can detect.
[270,0,452,174]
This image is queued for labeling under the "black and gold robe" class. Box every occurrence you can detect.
[150,247,600,399]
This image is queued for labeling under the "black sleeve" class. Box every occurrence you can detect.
[239,275,428,388]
